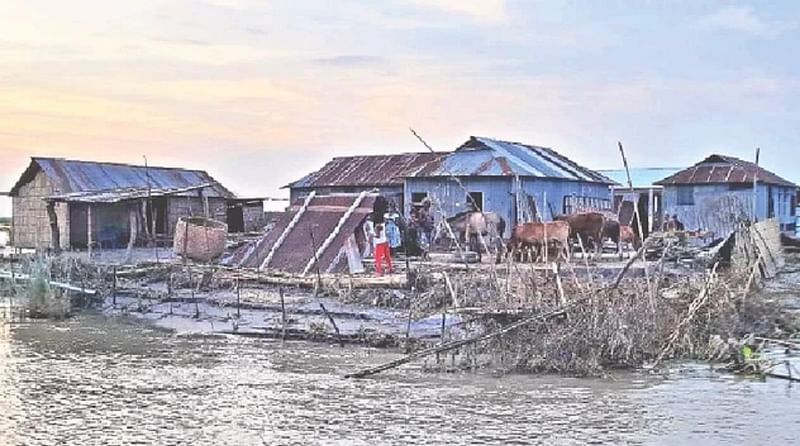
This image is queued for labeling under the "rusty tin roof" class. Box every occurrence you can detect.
[230,194,376,273]
[654,154,797,188]
[286,152,445,189]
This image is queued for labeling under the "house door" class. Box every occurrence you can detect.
[69,204,88,249]
[145,198,168,236]
[768,186,774,218]
[226,205,245,233]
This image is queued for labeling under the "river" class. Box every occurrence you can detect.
[1,314,798,446]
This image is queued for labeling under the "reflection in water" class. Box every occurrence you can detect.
[0,314,797,446]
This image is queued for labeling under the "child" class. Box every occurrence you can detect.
[373,222,392,275]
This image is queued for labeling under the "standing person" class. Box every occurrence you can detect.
[372,219,392,275]
[418,199,434,255]
[384,208,402,253]
[673,214,685,231]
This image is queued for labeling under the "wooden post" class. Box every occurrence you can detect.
[553,262,565,306]
[235,269,241,319]
[112,265,117,306]
[437,286,448,364]
[319,301,343,346]
[618,142,651,293]
[279,286,287,341]
[190,267,199,319]
[46,201,61,254]
[125,205,138,264]
[405,292,414,348]
[752,147,760,222]
[87,205,93,259]
[647,187,655,236]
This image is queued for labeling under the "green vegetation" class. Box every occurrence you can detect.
[24,257,71,320]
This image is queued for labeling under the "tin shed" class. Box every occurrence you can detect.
[405,136,615,237]
[655,154,798,234]
[8,157,235,250]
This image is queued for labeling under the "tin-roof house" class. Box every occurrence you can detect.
[405,136,615,236]
[285,152,446,211]
[655,154,798,234]
[8,157,237,250]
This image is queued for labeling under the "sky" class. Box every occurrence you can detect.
[1,0,799,216]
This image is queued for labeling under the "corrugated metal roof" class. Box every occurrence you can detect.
[46,183,217,203]
[287,152,445,189]
[654,155,797,188]
[229,194,375,273]
[598,167,683,189]
[412,136,615,184]
[9,157,234,198]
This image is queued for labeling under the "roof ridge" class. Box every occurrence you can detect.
[598,167,684,171]
[473,135,550,150]
[31,156,210,174]
[330,152,443,160]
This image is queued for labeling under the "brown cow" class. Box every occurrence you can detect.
[554,212,603,253]
[555,212,621,255]
[619,224,641,250]
[506,221,570,262]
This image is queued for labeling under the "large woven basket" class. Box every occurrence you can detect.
[173,217,228,262]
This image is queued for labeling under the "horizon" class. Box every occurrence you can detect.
[2,1,800,216]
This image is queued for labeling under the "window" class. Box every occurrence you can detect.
[676,186,694,205]
[562,195,612,215]
[467,192,483,211]
[791,194,797,217]
[411,192,428,205]
[728,183,752,191]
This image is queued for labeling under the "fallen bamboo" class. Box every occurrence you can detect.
[0,270,97,295]
[650,262,720,369]
[611,240,649,290]
[345,297,585,379]
[755,337,800,350]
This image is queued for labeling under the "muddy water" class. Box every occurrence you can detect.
[0,315,798,446]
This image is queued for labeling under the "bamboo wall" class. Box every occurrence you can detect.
[166,196,226,237]
[242,204,266,232]
[12,170,69,249]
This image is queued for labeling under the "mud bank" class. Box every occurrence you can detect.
[103,289,462,348]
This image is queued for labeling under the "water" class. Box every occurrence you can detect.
[1,315,798,445]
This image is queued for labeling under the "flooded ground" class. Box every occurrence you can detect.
[1,314,798,446]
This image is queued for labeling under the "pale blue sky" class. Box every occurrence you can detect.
[1,1,799,216]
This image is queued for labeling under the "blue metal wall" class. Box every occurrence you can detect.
[662,183,796,233]
[519,178,611,220]
[405,176,612,237]
[405,177,514,236]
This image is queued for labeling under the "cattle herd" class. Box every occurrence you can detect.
[457,211,640,263]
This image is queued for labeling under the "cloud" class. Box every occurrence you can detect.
[406,0,507,23]
[697,6,796,38]
[310,55,385,67]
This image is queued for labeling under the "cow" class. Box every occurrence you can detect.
[554,212,606,254]
[619,224,641,251]
[447,211,506,261]
[506,221,570,263]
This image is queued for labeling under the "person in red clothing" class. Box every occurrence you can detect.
[372,221,392,275]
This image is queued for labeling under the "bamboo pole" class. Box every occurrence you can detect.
[345,297,586,379]
[87,205,93,259]
[279,286,287,341]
